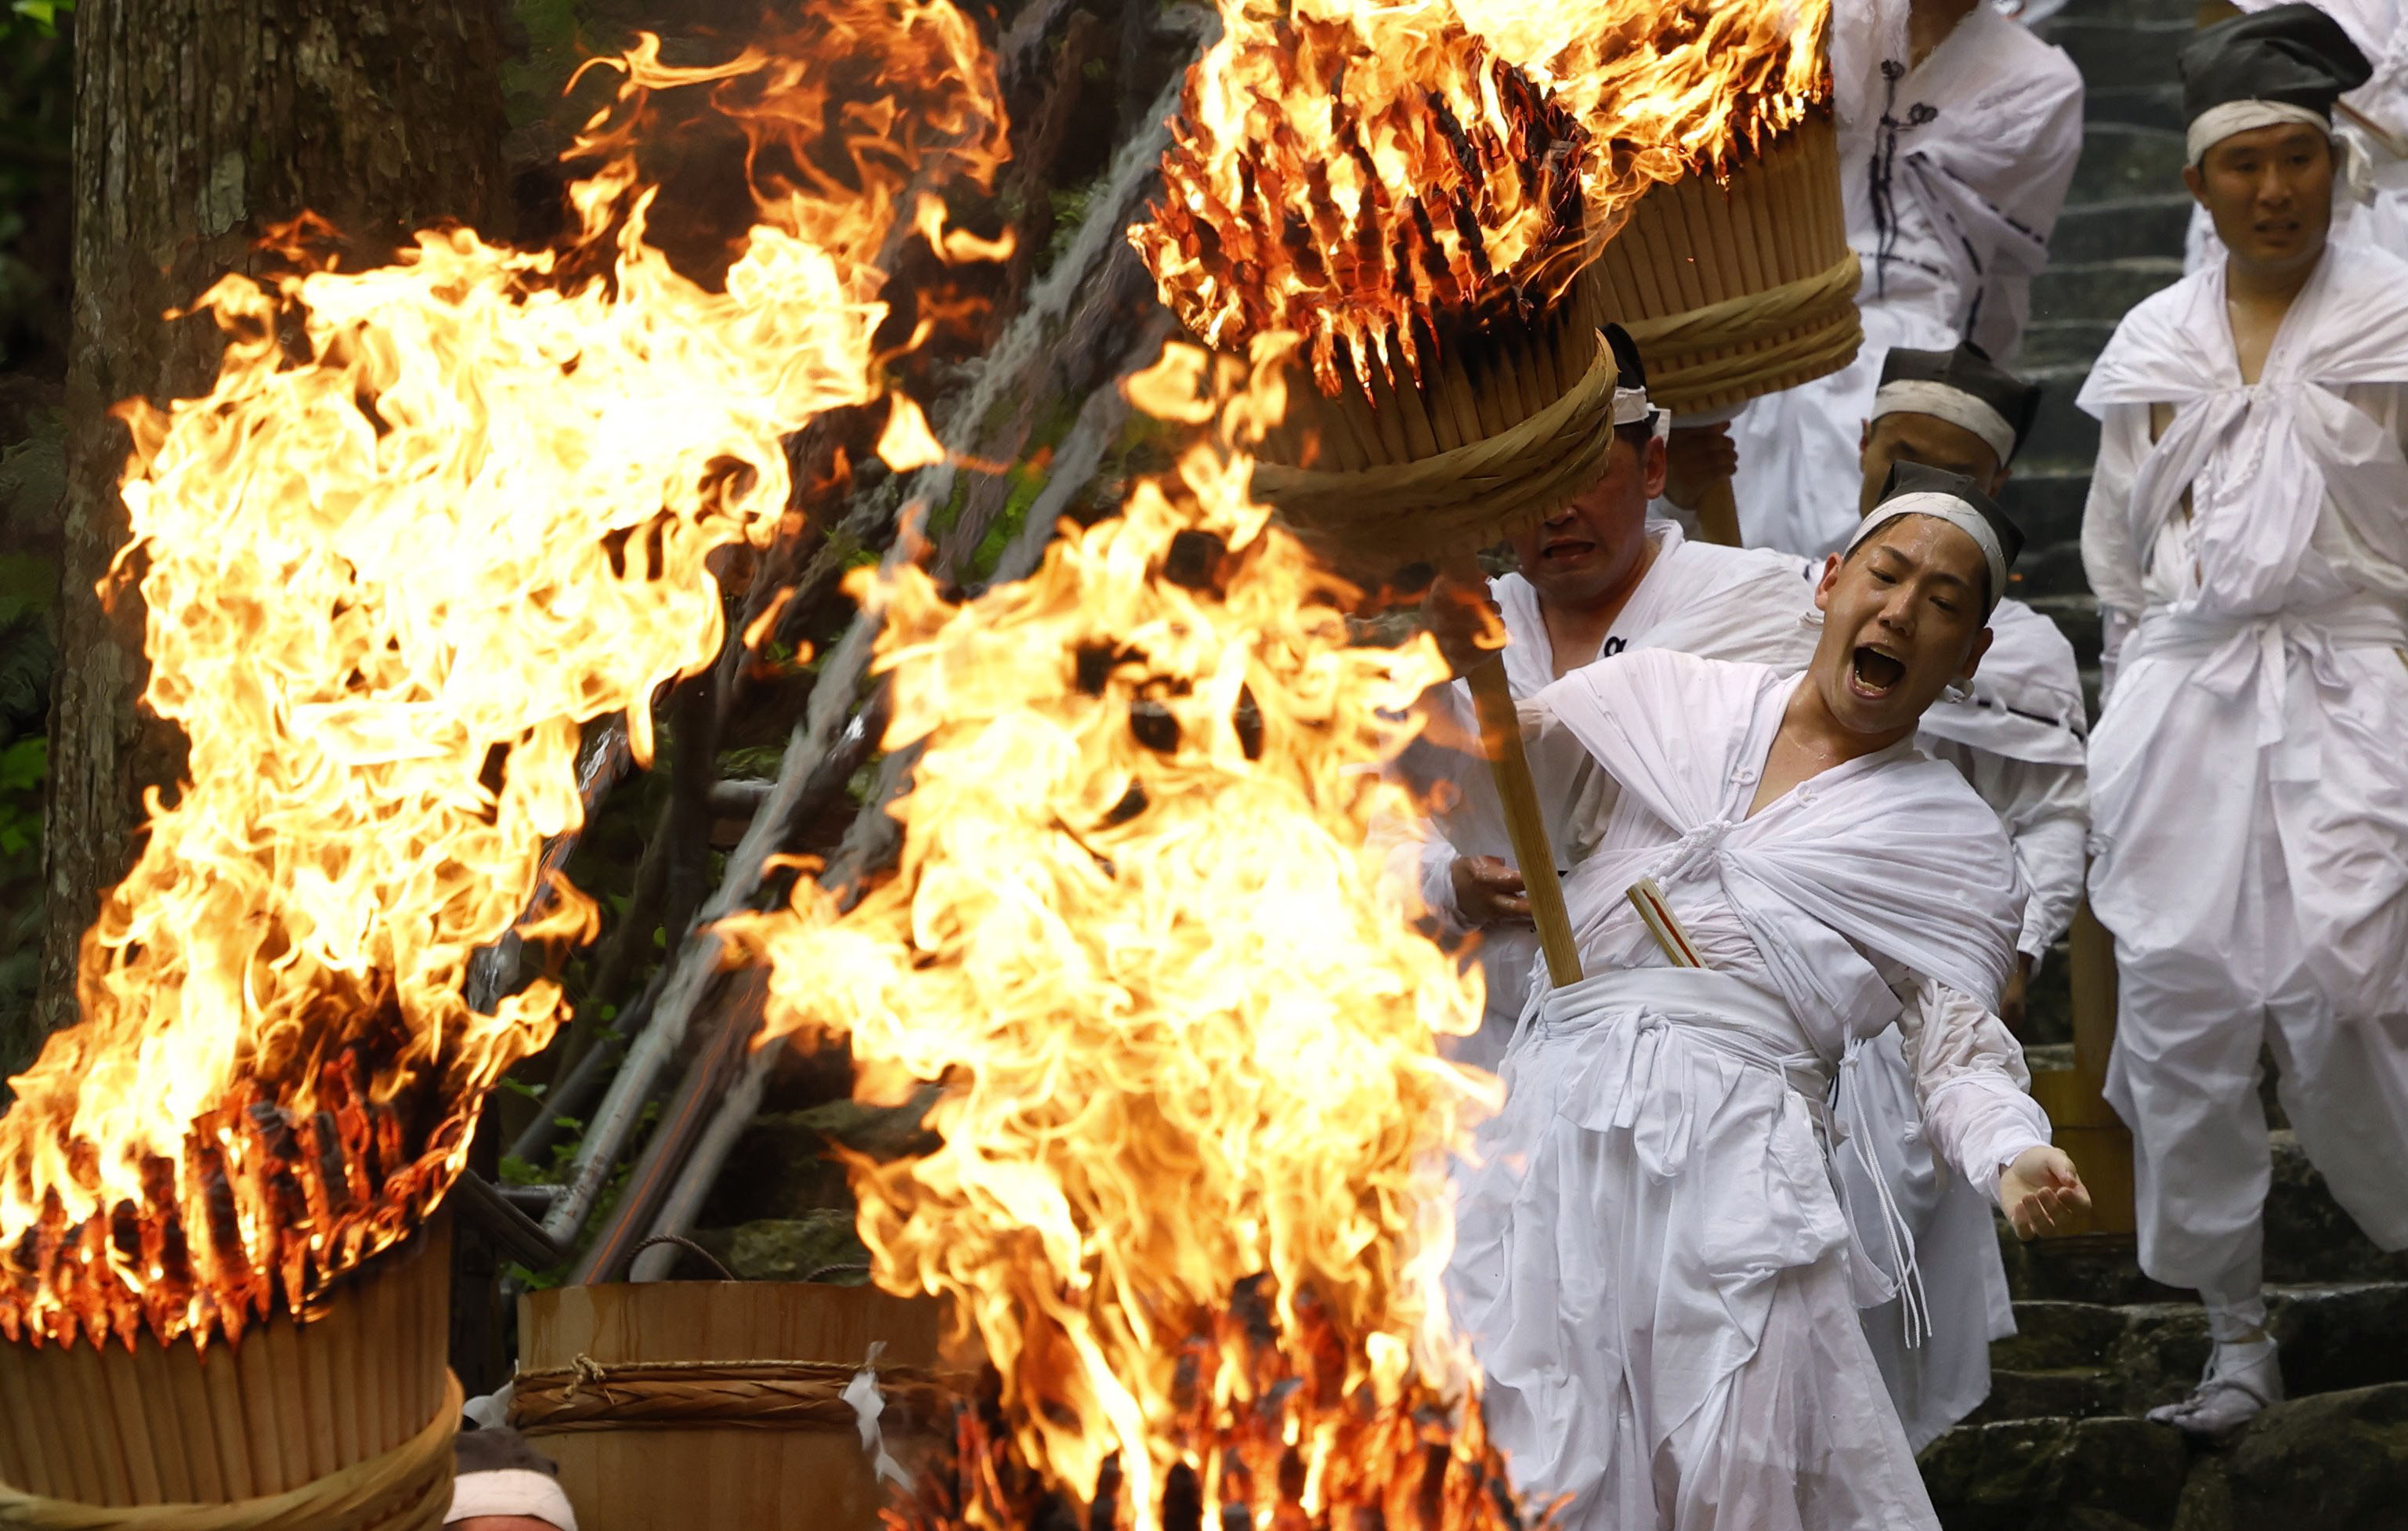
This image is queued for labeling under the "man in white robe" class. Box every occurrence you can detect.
[1641,345,2088,1453]
[1438,469,2090,1531]
[2183,0,2408,267]
[2079,4,2408,1437]
[1394,327,1814,1070]
[1720,0,2083,556]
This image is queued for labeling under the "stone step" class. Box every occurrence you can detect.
[2018,371,2106,469]
[1985,1283,2408,1419]
[2036,19,2195,94]
[2040,0,2200,28]
[2030,258,2185,329]
[1924,1383,2408,1531]
[2017,317,2124,373]
[2081,83,2185,135]
[2048,196,2193,268]
[2021,592,2102,674]
[1996,471,2088,556]
[2065,123,2189,209]
[2177,1383,2408,1531]
[1919,1413,2191,1531]
[1963,1366,2124,1426]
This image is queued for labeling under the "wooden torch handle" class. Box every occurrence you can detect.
[1691,470,1743,548]
[1456,646,1585,989]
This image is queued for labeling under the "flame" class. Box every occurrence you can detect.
[1456,0,1831,230]
[0,0,1005,1351]
[1129,0,1586,394]
[1131,0,1831,390]
[730,340,1512,1531]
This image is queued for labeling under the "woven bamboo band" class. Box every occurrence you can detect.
[511,1356,968,1435]
[1249,335,1621,562]
[0,1374,460,1531]
[1622,253,1864,413]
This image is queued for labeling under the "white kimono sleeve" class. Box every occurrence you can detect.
[2079,400,2152,702]
[1897,979,2052,1204]
[1960,753,2088,962]
[1368,803,1466,935]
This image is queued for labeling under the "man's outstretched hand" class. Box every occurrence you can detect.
[2001,1145,2091,1240]
[1449,855,1531,927]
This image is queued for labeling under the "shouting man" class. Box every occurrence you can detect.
[2079,3,2408,1436]
[1394,325,1806,1069]
[1640,343,2088,1453]
[1440,467,2088,1531]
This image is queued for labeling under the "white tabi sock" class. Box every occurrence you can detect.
[2197,1262,2269,1345]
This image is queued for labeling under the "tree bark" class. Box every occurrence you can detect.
[28,0,512,1062]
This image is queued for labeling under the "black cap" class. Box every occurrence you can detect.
[1602,320,1648,396]
[1875,461,2026,570]
[1876,341,2042,462]
[2180,4,2371,124]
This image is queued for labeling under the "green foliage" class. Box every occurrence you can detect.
[4,2,68,38]
[497,1095,660,1290]
[0,729,42,1060]
[0,5,70,371]
[501,0,590,131]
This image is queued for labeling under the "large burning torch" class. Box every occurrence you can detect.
[1128,0,1852,984]
[0,5,1001,1525]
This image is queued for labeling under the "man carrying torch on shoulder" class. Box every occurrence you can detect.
[1430,466,2088,1531]
[1386,324,1813,1070]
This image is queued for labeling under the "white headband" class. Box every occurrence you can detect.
[2186,99,2330,164]
[1611,384,1653,428]
[1870,380,2019,465]
[1849,491,2008,612]
[447,1468,579,1529]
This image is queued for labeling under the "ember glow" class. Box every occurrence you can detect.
[0,0,1003,1350]
[1133,0,1832,391]
[731,342,1512,1531]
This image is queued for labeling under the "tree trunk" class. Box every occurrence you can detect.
[27,0,512,1063]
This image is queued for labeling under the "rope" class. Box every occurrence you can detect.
[0,1375,461,1531]
[510,1356,967,1435]
[1249,336,1622,562]
[1618,253,1864,414]
[621,1234,735,1283]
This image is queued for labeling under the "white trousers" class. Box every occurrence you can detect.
[2092,621,2408,1288]
[1451,969,1937,1531]
[1834,1030,2016,1453]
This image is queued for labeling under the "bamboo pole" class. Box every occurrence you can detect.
[97,1343,162,1504]
[171,1344,226,1504]
[1434,342,1483,454]
[201,1342,255,1500]
[1445,550,1581,989]
[1386,350,1443,461]
[1466,344,1510,440]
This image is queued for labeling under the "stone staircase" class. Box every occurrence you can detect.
[1921,1139,2408,1530]
[1912,6,2408,1527]
[1998,0,2198,693]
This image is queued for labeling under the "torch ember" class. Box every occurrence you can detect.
[732,344,1515,1531]
[0,0,1004,1352]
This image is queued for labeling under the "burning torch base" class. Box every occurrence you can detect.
[0,1218,457,1529]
